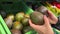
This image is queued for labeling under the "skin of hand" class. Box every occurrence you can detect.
[29,15,54,34]
[47,11,58,24]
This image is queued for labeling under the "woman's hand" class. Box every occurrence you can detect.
[47,11,58,24]
[29,15,54,34]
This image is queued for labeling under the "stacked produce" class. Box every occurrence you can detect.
[3,7,49,34]
[3,11,41,34]
[0,1,60,34]
[4,12,30,34]
[3,5,53,34]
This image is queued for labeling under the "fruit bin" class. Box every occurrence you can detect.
[0,0,60,34]
[0,15,11,34]
[0,1,36,34]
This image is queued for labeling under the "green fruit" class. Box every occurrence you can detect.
[4,14,14,29]
[13,21,23,30]
[11,29,21,34]
[22,26,33,33]
[15,12,24,21]
[21,17,29,26]
[22,26,37,34]
[36,6,47,13]
[36,6,49,16]
[4,18,13,29]
[7,14,14,20]
[30,11,44,25]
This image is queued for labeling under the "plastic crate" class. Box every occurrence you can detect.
[0,15,11,34]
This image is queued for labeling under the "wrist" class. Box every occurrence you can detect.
[45,32,54,34]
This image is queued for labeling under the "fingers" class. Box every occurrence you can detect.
[48,17,57,24]
[29,19,38,28]
[47,11,58,22]
[48,11,58,20]
[44,15,50,25]
[29,15,50,27]
[29,19,35,27]
[47,10,54,17]
[47,10,56,18]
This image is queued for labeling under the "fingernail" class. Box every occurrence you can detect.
[44,15,46,17]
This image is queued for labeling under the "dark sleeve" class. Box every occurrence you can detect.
[51,16,60,30]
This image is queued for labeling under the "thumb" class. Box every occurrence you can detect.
[29,19,38,28]
[44,15,50,26]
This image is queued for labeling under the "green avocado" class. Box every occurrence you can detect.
[12,21,23,30]
[21,17,29,26]
[22,26,37,34]
[11,29,22,34]
[15,12,24,21]
[30,11,44,25]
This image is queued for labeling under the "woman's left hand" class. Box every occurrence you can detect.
[47,11,58,24]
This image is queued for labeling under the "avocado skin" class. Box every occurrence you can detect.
[30,11,44,25]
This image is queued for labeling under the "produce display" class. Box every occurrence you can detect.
[51,1,60,9]
[45,2,60,17]
[0,1,60,34]
[4,12,32,34]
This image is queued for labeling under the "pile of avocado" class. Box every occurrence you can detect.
[2,11,37,34]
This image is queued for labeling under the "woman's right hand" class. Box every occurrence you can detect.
[29,15,54,34]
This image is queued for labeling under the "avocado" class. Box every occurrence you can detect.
[11,29,21,34]
[22,26,37,34]
[15,12,24,21]
[30,11,44,25]
[36,6,49,16]
[12,21,23,30]
[4,14,14,29]
[21,17,29,26]
[22,26,33,34]
[4,18,13,29]
[7,14,14,20]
